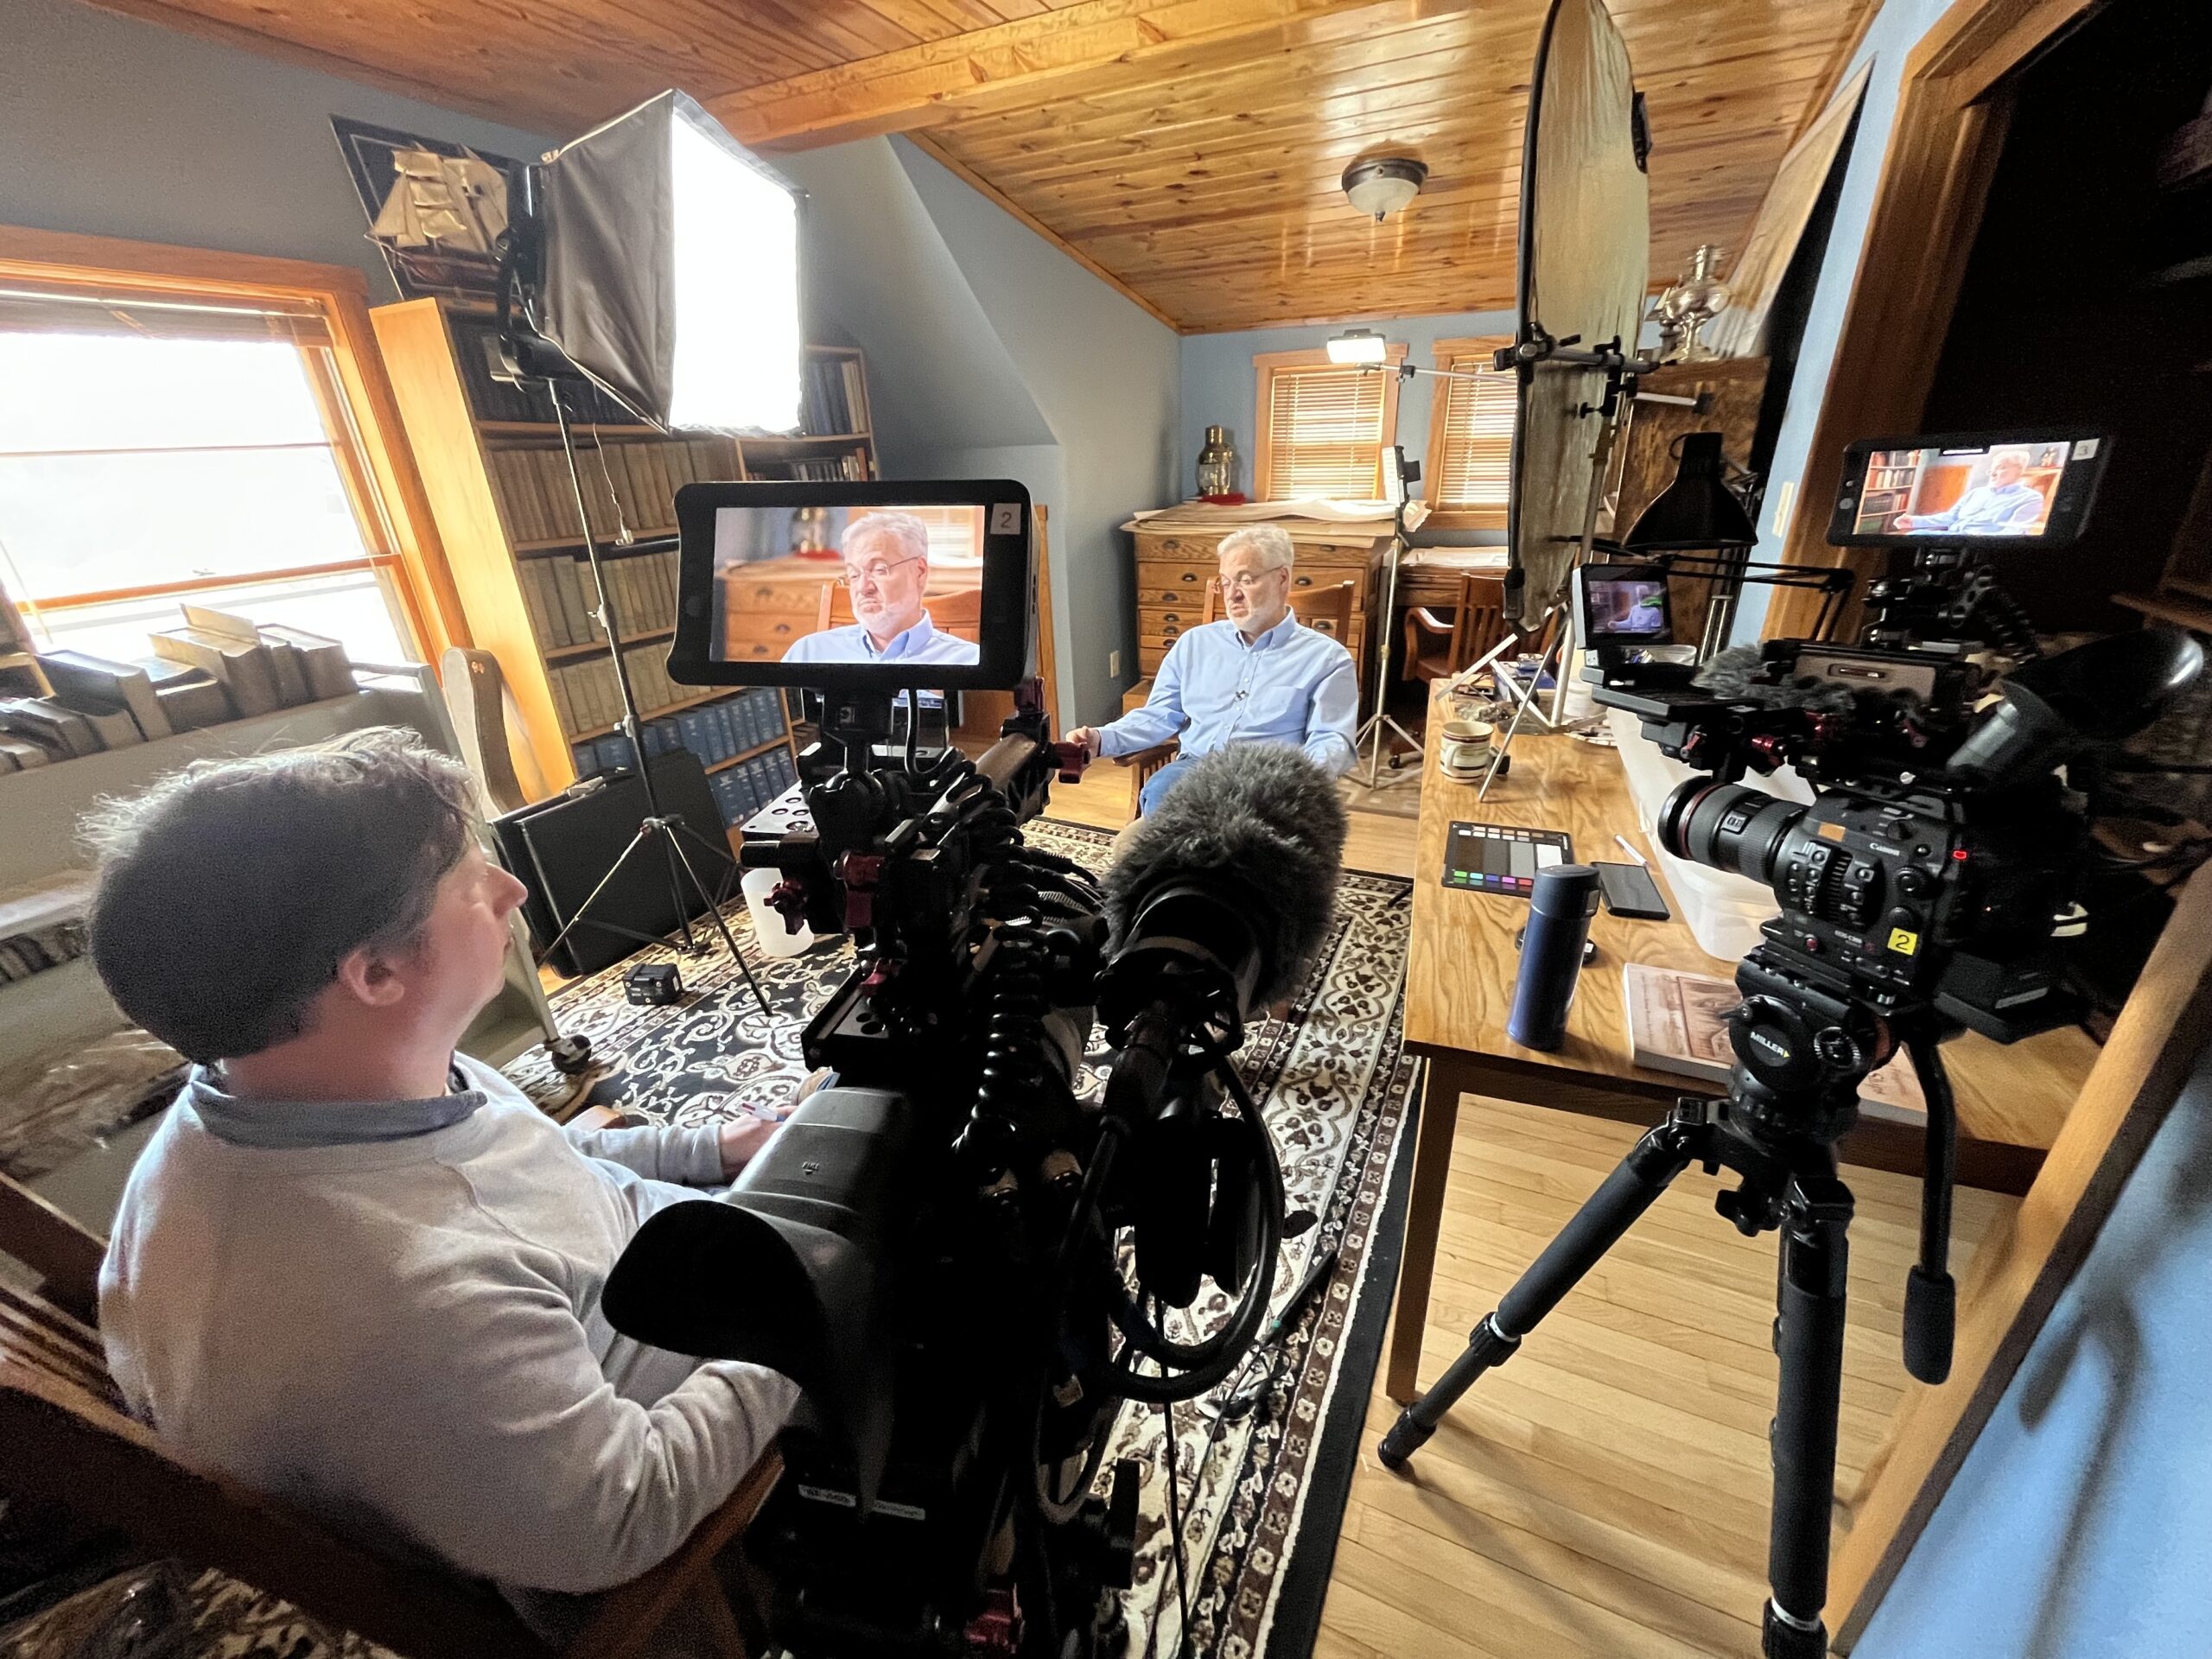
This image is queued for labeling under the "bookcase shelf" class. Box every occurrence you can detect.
[706,734,791,776]
[544,626,673,664]
[372,296,875,795]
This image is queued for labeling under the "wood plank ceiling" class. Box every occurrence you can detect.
[95,0,1878,333]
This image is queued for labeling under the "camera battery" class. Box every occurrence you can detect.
[624,962,684,1006]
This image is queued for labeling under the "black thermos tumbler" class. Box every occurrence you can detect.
[1507,864,1601,1051]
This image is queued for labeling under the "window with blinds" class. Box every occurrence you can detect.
[1254,346,1402,499]
[1426,336,1515,528]
[0,283,418,665]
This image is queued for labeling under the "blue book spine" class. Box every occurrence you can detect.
[709,697,739,762]
[570,741,600,779]
[674,708,709,759]
[594,734,631,773]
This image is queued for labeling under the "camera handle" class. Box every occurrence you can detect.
[1902,1033,1959,1384]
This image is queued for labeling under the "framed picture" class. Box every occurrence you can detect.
[331,117,529,302]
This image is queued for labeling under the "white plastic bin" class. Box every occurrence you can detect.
[741,866,813,958]
[1607,707,1811,963]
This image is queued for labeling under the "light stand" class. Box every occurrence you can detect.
[528,385,772,1016]
[1352,445,1426,790]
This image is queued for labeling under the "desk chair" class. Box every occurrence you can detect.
[0,1168,779,1659]
[1115,580,1357,822]
[1402,574,1512,686]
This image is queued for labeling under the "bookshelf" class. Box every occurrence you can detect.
[371,297,877,797]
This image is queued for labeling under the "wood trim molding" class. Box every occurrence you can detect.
[1834,863,2212,1644]
[1251,344,1405,500]
[899,133,1181,333]
[0,223,470,658]
[1761,0,2100,642]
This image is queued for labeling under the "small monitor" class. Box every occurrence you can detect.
[1827,429,2108,549]
[1576,563,1675,645]
[668,481,1033,691]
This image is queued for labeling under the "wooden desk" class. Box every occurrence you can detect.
[1387,689,2100,1402]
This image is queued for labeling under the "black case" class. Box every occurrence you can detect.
[492,748,734,977]
[1592,860,1671,921]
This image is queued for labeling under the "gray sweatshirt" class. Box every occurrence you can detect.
[99,1054,798,1596]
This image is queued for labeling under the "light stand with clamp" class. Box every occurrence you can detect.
[1352,444,1426,789]
[1376,951,1966,1659]
[493,180,770,1014]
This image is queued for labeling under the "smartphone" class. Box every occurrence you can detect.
[1592,860,1670,921]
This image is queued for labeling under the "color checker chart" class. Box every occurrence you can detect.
[1441,822,1573,897]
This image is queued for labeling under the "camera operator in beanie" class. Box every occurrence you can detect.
[87,728,798,1618]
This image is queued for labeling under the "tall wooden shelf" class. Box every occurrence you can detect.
[370,297,875,791]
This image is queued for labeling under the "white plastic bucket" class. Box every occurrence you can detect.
[741,866,812,958]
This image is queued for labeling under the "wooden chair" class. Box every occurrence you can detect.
[0,1171,780,1659]
[1402,574,1511,686]
[1116,580,1357,821]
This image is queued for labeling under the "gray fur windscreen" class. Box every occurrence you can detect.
[1102,744,1349,1008]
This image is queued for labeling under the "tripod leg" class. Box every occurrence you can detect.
[538,823,657,967]
[1763,1177,1853,1659]
[1378,1118,1699,1469]
[663,823,774,1019]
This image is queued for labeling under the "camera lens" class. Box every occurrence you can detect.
[1658,779,1807,887]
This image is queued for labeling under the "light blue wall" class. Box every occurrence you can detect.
[891,138,1181,721]
[1853,1044,2212,1659]
[0,0,555,302]
[1727,0,1959,641]
[1179,310,1518,543]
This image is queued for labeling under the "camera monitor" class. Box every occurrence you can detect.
[668,480,1033,691]
[1827,429,2109,549]
[1575,563,1675,645]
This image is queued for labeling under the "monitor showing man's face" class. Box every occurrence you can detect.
[709,504,984,667]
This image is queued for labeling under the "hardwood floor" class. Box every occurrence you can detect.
[1048,755,2008,1659]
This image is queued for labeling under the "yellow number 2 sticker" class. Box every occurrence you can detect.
[1887,926,1921,957]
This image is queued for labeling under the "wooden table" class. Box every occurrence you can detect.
[1386,689,2100,1402]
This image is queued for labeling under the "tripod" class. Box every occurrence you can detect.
[532,385,771,1017]
[1379,982,1961,1659]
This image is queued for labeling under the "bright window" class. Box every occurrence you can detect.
[0,321,416,665]
[1253,345,1404,500]
[1424,335,1515,530]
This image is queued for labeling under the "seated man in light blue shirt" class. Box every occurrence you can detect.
[783,511,981,666]
[1896,448,2046,537]
[1070,524,1357,814]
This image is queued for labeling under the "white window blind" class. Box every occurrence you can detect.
[1261,363,1390,499]
[1429,341,1515,526]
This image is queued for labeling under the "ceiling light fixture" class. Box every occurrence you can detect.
[1325,327,1389,365]
[1341,156,1428,222]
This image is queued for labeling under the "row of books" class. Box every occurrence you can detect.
[708,748,799,830]
[749,449,871,484]
[547,642,711,736]
[449,315,635,428]
[0,873,91,986]
[0,613,354,773]
[514,549,683,652]
[486,440,737,545]
[568,687,790,779]
[802,354,872,437]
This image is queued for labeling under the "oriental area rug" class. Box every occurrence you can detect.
[5,822,1417,1659]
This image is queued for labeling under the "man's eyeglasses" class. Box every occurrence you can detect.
[1216,569,1286,594]
[839,556,924,588]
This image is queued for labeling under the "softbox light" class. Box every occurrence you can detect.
[531,89,801,435]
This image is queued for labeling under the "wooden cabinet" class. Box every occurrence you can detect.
[1127,515,1388,705]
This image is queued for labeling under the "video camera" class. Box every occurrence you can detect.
[601,480,1344,1659]
[1583,427,2200,1356]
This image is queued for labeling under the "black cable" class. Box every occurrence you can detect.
[1155,1317,1193,1659]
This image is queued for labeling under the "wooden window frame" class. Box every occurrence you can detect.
[0,225,469,661]
[1251,343,1405,501]
[1422,334,1515,531]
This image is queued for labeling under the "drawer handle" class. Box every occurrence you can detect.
[1179,572,1197,583]
[1163,626,1180,639]
[1295,575,1312,588]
